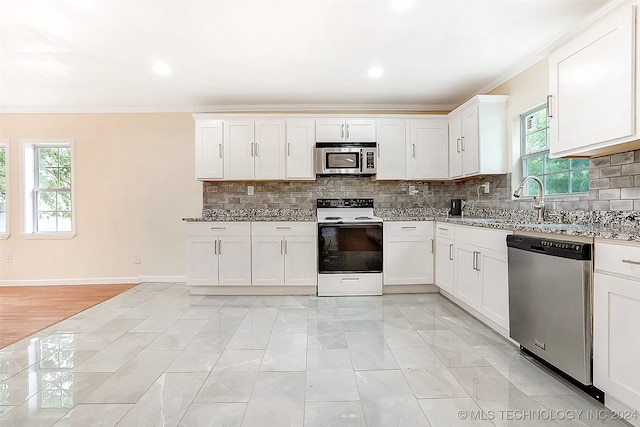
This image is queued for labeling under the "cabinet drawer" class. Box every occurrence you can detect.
[385,221,433,238]
[186,222,251,237]
[251,221,316,237]
[435,223,455,239]
[596,241,640,278]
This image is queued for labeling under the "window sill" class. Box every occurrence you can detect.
[21,232,76,240]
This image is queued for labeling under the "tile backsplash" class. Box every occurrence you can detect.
[203,149,640,213]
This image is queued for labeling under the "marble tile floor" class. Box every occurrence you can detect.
[0,282,627,427]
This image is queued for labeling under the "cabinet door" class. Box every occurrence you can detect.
[252,236,285,285]
[384,239,434,285]
[454,242,480,309]
[186,237,219,285]
[549,5,636,156]
[478,248,509,330]
[284,236,317,286]
[254,120,286,180]
[195,119,224,180]
[315,119,347,142]
[435,238,455,294]
[594,272,640,411]
[286,119,315,179]
[407,119,449,180]
[448,114,463,178]
[345,119,376,142]
[224,120,255,180]
[376,119,406,180]
[218,236,252,286]
[461,105,479,176]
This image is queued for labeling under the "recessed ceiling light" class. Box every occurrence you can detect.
[368,66,384,79]
[153,62,171,76]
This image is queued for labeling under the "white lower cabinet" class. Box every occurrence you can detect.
[435,224,455,294]
[251,222,317,286]
[594,240,640,421]
[186,222,252,286]
[383,221,434,285]
[435,222,511,333]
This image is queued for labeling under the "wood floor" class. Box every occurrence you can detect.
[0,284,138,349]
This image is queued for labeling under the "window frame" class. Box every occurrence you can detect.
[22,140,76,239]
[0,139,8,239]
[520,105,589,197]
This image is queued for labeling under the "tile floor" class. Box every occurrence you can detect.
[0,282,626,426]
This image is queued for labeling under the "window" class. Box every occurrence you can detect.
[0,142,6,234]
[521,105,589,196]
[23,141,74,235]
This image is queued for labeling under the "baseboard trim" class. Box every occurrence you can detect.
[383,284,439,294]
[188,285,318,296]
[0,277,141,287]
[138,276,186,283]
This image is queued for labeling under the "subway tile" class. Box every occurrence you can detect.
[621,187,640,199]
[598,189,621,200]
[610,200,634,211]
[621,162,640,176]
[610,151,635,165]
[600,165,622,178]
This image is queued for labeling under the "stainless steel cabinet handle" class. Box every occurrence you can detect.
[412,143,416,158]
[341,123,345,139]
[401,226,417,229]
[430,238,434,254]
[287,143,291,156]
[346,123,350,139]
[456,138,461,153]
[472,251,479,270]
[438,227,449,231]
[211,227,226,230]
[449,243,454,261]
[547,95,553,118]
[214,240,218,255]
[281,239,284,254]
[284,239,288,254]
[218,144,223,158]
[341,277,360,282]
[276,227,291,230]
[461,136,466,151]
[622,259,640,265]
[218,240,222,254]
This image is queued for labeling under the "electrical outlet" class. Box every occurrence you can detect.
[408,185,419,195]
[247,185,255,196]
[3,254,12,263]
[483,182,490,193]
[134,254,141,264]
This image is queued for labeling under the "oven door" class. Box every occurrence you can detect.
[318,223,383,273]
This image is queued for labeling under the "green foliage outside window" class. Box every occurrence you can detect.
[35,146,72,232]
[521,106,589,196]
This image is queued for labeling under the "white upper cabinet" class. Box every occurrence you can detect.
[375,119,406,180]
[315,119,376,142]
[406,118,449,180]
[224,120,286,180]
[549,4,638,157]
[285,119,316,180]
[447,95,508,179]
[194,119,224,180]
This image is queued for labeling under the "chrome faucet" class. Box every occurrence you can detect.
[513,175,545,222]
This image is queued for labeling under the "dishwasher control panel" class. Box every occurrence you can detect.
[540,240,583,251]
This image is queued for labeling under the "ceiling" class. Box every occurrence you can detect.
[0,0,612,113]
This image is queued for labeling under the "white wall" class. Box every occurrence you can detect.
[0,113,202,285]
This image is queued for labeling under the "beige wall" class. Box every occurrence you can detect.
[0,113,201,285]
[489,57,550,187]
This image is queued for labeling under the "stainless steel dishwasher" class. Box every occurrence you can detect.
[506,234,602,401]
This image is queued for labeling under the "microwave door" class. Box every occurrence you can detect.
[326,152,360,170]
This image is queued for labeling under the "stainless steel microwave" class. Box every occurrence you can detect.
[315,142,378,176]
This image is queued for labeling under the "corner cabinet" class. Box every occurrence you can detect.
[383,221,434,285]
[549,4,639,157]
[594,240,640,420]
[448,95,508,179]
[406,118,449,180]
[186,222,252,287]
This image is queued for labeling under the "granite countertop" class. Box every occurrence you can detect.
[184,208,640,242]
